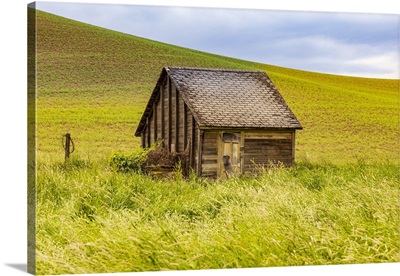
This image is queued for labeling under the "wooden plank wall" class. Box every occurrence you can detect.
[162,78,169,147]
[141,76,199,173]
[201,131,219,178]
[243,131,294,173]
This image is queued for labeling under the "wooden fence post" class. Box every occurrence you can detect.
[63,133,74,162]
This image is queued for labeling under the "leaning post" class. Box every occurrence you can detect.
[65,133,71,161]
[63,133,74,162]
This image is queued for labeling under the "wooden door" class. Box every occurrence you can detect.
[221,132,241,176]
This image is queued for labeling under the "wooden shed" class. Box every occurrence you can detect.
[135,67,302,178]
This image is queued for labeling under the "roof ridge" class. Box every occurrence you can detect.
[166,66,265,73]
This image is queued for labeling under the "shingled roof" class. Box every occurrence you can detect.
[135,67,302,136]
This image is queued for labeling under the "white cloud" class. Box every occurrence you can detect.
[343,53,399,78]
[252,34,399,78]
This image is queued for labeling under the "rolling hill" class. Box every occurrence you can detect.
[34,9,399,163]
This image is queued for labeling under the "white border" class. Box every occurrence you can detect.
[0,1,398,276]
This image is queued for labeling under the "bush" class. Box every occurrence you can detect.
[109,149,149,173]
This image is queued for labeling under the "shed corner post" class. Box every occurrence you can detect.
[140,132,145,149]
[292,130,296,166]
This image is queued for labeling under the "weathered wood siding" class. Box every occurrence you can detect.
[201,131,219,178]
[243,131,294,173]
[141,75,199,173]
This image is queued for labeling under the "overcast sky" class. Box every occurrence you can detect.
[36,2,399,79]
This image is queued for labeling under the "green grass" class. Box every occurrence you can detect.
[32,9,400,275]
[36,158,399,274]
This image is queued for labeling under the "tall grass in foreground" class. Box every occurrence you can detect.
[35,159,399,275]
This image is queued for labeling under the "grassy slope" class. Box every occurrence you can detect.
[35,10,399,163]
[36,161,398,274]
[33,10,399,274]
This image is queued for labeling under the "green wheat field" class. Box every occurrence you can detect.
[31,10,399,275]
